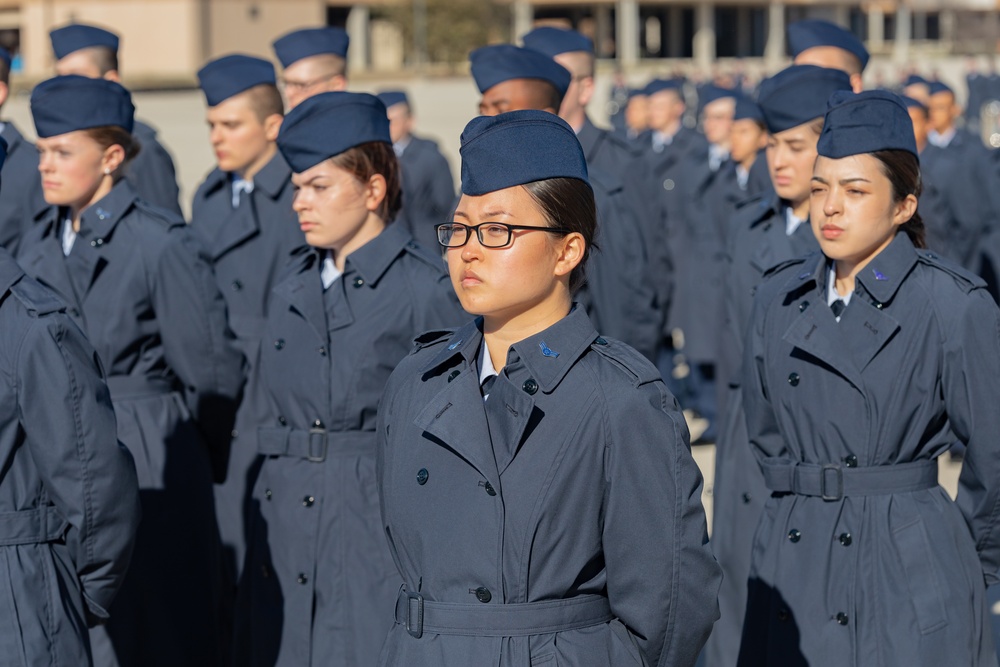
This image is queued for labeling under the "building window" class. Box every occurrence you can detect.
[638,5,693,59]
[715,6,766,58]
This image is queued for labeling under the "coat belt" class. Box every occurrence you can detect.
[105,375,175,401]
[0,506,67,546]
[394,587,614,639]
[257,427,374,462]
[760,457,938,501]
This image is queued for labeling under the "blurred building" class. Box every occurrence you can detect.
[0,0,996,85]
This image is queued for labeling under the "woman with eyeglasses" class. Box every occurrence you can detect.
[739,90,1000,666]
[233,92,465,667]
[375,110,720,667]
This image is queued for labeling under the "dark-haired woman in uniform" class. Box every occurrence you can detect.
[17,75,245,667]
[376,109,720,667]
[233,92,465,667]
[739,90,1000,666]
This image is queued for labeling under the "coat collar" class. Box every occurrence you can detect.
[577,116,601,159]
[77,179,136,243]
[252,151,293,199]
[0,247,23,297]
[345,223,410,288]
[1,122,25,153]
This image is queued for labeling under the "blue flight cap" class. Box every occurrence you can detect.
[469,44,572,97]
[459,110,588,196]
[644,78,683,97]
[31,75,135,138]
[197,54,276,107]
[50,23,119,60]
[521,26,594,57]
[903,74,929,88]
[272,27,350,68]
[787,19,870,72]
[627,87,647,100]
[733,95,765,123]
[276,92,390,173]
[817,90,917,159]
[698,84,736,111]
[757,65,852,134]
[377,90,409,109]
[0,48,10,69]
[928,80,954,97]
[901,95,928,112]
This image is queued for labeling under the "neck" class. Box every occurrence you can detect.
[70,177,115,231]
[738,154,756,172]
[482,295,571,373]
[236,143,277,182]
[328,212,386,272]
[833,233,897,296]
[656,119,681,138]
[562,109,586,134]
[790,197,810,221]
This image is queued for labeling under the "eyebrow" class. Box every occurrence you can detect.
[811,176,872,185]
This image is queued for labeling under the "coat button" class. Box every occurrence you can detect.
[844,455,858,468]
[788,529,801,543]
[836,612,848,625]
[522,378,538,395]
[353,277,364,288]
[278,416,287,426]
[319,346,327,356]
[274,339,285,350]
[742,492,752,504]
[313,419,324,428]
[799,301,809,312]
[594,337,608,346]
[264,489,272,501]
[297,573,308,585]
[475,587,492,603]
[663,178,675,191]
[839,532,852,546]
[777,608,790,621]
[447,370,460,382]
[416,468,429,485]
[90,238,104,247]
[787,373,800,387]
[303,496,315,507]
[231,280,243,291]
[483,481,497,496]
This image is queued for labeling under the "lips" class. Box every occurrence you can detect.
[460,269,483,287]
[821,224,844,240]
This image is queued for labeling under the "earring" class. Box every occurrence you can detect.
[104,168,111,175]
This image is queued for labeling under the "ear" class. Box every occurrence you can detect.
[0,81,10,109]
[364,173,388,213]
[578,76,596,108]
[850,74,864,94]
[893,193,918,227]
[103,70,122,83]
[552,232,586,281]
[263,113,283,142]
[101,143,126,175]
[331,75,348,92]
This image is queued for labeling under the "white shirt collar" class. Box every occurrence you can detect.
[826,263,853,320]
[61,217,77,256]
[231,177,254,209]
[785,208,806,237]
[927,127,957,148]
[709,144,729,172]
[320,251,342,290]
[735,164,749,190]
[478,337,498,401]
[393,136,412,157]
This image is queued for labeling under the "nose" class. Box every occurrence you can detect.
[823,189,841,217]
[292,189,308,213]
[38,152,53,173]
[209,126,222,146]
[460,229,485,262]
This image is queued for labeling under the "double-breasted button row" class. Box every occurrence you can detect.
[835,612,849,626]
[522,378,538,395]
[788,373,800,387]
[474,587,492,603]
[788,529,801,543]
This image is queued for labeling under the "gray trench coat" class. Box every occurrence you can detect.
[739,232,1000,666]
[233,224,466,667]
[377,306,720,667]
[0,248,140,667]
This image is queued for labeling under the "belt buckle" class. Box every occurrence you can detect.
[406,591,423,639]
[307,428,327,463]
[820,464,843,501]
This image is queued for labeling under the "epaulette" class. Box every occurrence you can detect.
[9,277,66,317]
[402,238,448,274]
[734,193,764,210]
[589,335,662,386]
[916,248,986,293]
[134,198,184,228]
[763,255,808,279]
[411,329,456,353]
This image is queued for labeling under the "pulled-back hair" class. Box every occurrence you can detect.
[521,177,597,293]
[84,126,140,179]
[329,141,402,222]
[871,149,926,249]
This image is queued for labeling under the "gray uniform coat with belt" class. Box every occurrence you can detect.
[234,224,465,667]
[17,179,244,667]
[0,248,140,667]
[377,306,720,667]
[0,123,45,255]
[126,120,182,217]
[739,233,1000,666]
[189,152,302,591]
[705,196,818,667]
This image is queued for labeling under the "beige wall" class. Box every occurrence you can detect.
[205,0,324,61]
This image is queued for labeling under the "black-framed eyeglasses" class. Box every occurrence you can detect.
[435,222,573,248]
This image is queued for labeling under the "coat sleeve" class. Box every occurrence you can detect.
[603,374,721,667]
[425,149,456,221]
[15,314,141,625]
[150,226,246,477]
[741,288,786,460]
[948,288,1000,584]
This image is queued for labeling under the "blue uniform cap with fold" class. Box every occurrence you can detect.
[900,95,928,112]
[459,110,589,196]
[817,90,918,159]
[627,87,647,100]
[787,19,869,71]
[757,65,852,134]
[733,95,764,123]
[197,54,276,107]
[272,27,349,68]
[903,74,929,87]
[377,90,409,109]
[644,78,683,97]
[276,91,390,173]
[49,23,119,60]
[521,26,594,57]
[928,80,954,97]
[30,75,135,138]
[469,44,572,97]
[698,84,736,111]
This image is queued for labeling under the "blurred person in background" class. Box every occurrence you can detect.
[787,19,868,93]
[272,27,350,110]
[49,23,182,216]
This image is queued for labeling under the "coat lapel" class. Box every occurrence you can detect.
[21,212,78,308]
[782,296,865,393]
[484,378,536,476]
[271,254,328,343]
[209,196,260,260]
[838,302,900,372]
